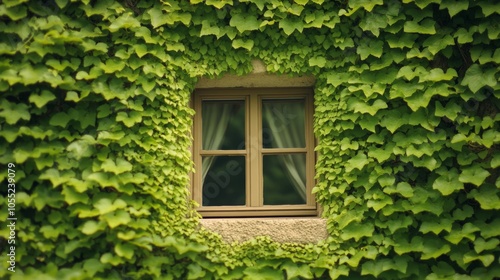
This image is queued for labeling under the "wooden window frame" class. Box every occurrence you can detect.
[192,88,317,217]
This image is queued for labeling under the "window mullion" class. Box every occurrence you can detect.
[249,93,261,207]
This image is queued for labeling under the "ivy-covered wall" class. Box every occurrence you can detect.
[0,0,499,279]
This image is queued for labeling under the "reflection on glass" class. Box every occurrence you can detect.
[202,100,245,150]
[263,154,306,205]
[202,156,245,206]
[262,99,305,149]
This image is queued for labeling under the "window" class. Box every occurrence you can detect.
[192,88,316,217]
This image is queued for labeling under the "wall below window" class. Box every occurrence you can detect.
[199,218,327,243]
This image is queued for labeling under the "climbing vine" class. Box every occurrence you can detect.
[0,0,499,279]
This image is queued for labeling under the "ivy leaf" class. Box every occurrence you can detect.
[102,210,131,228]
[206,0,233,9]
[458,165,490,186]
[385,216,413,233]
[97,104,112,118]
[187,264,206,279]
[381,110,407,133]
[463,252,495,267]
[282,262,313,279]
[348,0,383,12]
[65,91,81,102]
[87,172,120,189]
[423,68,457,82]
[433,170,464,195]
[461,64,497,93]
[67,178,91,193]
[340,223,374,241]
[165,12,192,26]
[200,20,221,36]
[357,39,384,59]
[279,17,304,35]
[478,2,500,16]
[345,153,370,172]
[469,186,500,210]
[83,258,106,277]
[62,186,89,205]
[0,4,27,21]
[329,265,349,279]
[49,112,71,128]
[109,13,141,32]
[350,99,388,116]
[359,12,387,37]
[404,19,436,34]
[94,198,125,215]
[445,223,480,244]
[100,253,123,266]
[474,238,500,254]
[40,168,68,187]
[102,158,133,174]
[359,115,379,132]
[434,101,461,121]
[81,220,105,235]
[102,58,126,73]
[367,195,393,212]
[439,0,469,17]
[0,100,30,124]
[115,242,135,259]
[55,0,68,8]
[67,137,95,160]
[116,111,142,127]
[421,237,451,260]
[148,8,168,28]
[29,90,56,108]
[232,39,254,50]
[396,182,414,198]
[229,13,260,33]
[368,147,392,163]
[420,218,453,235]
[491,154,500,169]
[40,225,62,239]
[309,56,326,67]
[294,0,309,6]
[244,266,283,279]
[361,258,408,277]
[423,34,454,55]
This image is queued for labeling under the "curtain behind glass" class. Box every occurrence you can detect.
[262,100,307,201]
[201,102,232,182]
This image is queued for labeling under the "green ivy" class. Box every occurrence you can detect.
[0,0,499,279]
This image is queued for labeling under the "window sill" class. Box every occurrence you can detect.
[199,217,327,244]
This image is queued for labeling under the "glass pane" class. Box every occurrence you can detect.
[202,156,245,206]
[263,154,306,205]
[202,100,245,150]
[262,99,305,149]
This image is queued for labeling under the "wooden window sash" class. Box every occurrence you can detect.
[192,88,316,217]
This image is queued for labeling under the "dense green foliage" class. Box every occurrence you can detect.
[0,0,499,279]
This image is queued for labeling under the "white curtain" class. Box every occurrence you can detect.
[201,102,232,182]
[263,102,307,201]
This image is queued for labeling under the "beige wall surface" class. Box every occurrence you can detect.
[200,218,328,244]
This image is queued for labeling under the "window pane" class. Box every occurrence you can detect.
[262,99,305,148]
[202,100,245,150]
[202,156,245,206]
[263,154,306,205]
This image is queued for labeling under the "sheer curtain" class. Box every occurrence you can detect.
[201,102,232,182]
[263,102,307,201]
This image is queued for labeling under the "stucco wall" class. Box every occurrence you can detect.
[200,218,328,243]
